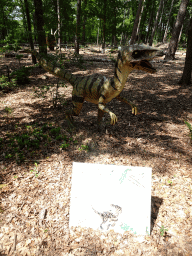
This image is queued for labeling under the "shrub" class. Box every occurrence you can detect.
[184,121,192,141]
[11,66,31,85]
[0,75,17,91]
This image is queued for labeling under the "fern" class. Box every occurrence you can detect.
[184,120,192,140]
[184,121,192,132]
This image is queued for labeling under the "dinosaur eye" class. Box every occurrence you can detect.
[132,50,142,59]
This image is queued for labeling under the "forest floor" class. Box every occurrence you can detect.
[0,44,192,256]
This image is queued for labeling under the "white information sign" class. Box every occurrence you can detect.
[69,162,152,235]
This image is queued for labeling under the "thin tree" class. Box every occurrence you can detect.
[157,0,164,42]
[0,3,7,39]
[33,0,47,54]
[137,0,150,43]
[97,19,100,46]
[33,12,37,43]
[75,0,81,54]
[179,18,192,85]
[101,0,107,53]
[82,0,87,45]
[57,0,61,51]
[146,2,154,44]
[130,0,145,45]
[120,8,127,45]
[163,0,175,43]
[164,0,188,60]
[24,0,36,64]
[111,0,118,47]
[19,0,28,34]
[136,1,146,43]
[149,0,164,46]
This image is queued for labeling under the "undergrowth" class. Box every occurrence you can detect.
[0,66,34,91]
[0,75,17,91]
[184,120,192,141]
[11,66,31,85]
[0,123,79,164]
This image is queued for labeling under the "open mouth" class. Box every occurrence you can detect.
[130,60,156,73]
[139,60,156,73]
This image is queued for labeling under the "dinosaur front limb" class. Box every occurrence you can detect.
[98,98,117,125]
[116,95,138,115]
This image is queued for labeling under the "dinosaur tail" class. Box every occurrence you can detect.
[26,49,78,86]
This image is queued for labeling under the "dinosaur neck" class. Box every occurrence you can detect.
[113,52,133,93]
[34,50,78,85]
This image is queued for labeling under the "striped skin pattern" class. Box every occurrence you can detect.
[26,45,159,129]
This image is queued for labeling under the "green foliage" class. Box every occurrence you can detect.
[0,0,191,47]
[167,180,173,186]
[3,41,21,52]
[0,122,80,163]
[60,142,70,150]
[30,163,39,177]
[79,144,89,151]
[160,225,168,237]
[16,54,23,64]
[3,44,14,51]
[50,127,61,137]
[184,121,192,140]
[0,75,17,91]
[11,66,31,85]
[4,106,13,115]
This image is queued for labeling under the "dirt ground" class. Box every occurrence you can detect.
[0,45,192,255]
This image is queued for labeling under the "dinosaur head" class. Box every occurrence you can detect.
[121,45,159,74]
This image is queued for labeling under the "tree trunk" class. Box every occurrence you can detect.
[112,15,117,47]
[146,2,154,44]
[165,0,188,60]
[149,0,164,46]
[130,0,144,45]
[33,12,37,43]
[33,0,47,54]
[120,9,127,45]
[82,0,87,45]
[157,0,164,42]
[137,0,149,43]
[102,0,107,53]
[163,0,175,43]
[111,1,117,47]
[179,18,192,85]
[178,24,183,44]
[57,0,61,51]
[20,0,28,34]
[75,0,81,54]
[1,5,7,39]
[97,21,99,46]
[24,0,36,64]
[136,0,145,43]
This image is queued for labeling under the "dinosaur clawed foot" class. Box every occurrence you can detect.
[109,112,117,125]
[131,104,138,115]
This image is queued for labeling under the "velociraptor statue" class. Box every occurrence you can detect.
[25,45,159,129]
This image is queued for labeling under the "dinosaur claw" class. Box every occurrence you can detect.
[132,106,138,115]
[110,112,117,125]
